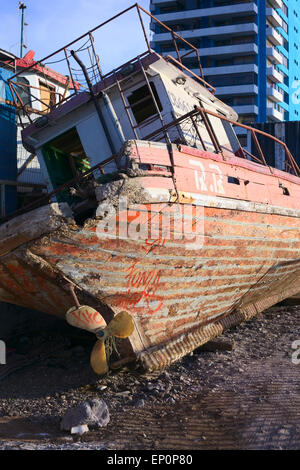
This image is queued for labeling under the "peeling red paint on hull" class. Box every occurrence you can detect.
[1,203,300,370]
[1,145,300,371]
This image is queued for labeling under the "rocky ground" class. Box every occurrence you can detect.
[0,304,299,450]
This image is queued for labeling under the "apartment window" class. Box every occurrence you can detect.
[237,114,256,124]
[225,96,255,106]
[282,4,288,17]
[214,16,255,27]
[233,96,255,106]
[215,58,231,66]
[161,43,174,53]
[209,73,257,87]
[233,56,255,65]
[282,20,288,34]
[160,3,185,14]
[214,0,230,5]
[214,36,254,47]
[187,39,201,49]
[231,35,255,45]
[184,57,200,69]
[281,55,288,68]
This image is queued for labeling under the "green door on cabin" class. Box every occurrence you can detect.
[41,128,91,205]
[42,144,77,204]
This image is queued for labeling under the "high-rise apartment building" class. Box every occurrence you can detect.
[150,0,300,129]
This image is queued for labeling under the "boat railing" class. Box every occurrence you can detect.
[2,104,300,225]
[8,3,212,128]
[7,80,67,123]
[143,105,300,178]
[3,5,300,223]
[0,153,122,223]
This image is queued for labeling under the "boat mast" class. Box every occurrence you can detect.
[19,2,27,58]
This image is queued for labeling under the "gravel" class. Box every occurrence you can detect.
[0,304,299,450]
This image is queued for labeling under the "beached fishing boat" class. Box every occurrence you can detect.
[2,5,300,373]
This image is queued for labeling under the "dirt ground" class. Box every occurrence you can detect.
[0,304,299,450]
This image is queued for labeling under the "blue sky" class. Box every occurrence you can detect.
[0,1,152,75]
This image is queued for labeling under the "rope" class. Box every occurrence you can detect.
[105,335,121,364]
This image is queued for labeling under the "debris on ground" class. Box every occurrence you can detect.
[198,337,236,352]
[71,425,89,435]
[60,399,110,432]
[0,305,299,450]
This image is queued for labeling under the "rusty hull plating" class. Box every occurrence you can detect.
[2,6,300,372]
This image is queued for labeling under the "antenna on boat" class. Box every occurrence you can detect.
[18,2,27,58]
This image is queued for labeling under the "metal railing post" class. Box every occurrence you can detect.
[64,47,78,95]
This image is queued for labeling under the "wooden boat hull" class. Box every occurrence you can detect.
[1,143,300,370]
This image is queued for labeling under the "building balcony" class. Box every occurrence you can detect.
[267,66,283,83]
[266,46,282,65]
[266,27,283,47]
[162,43,258,60]
[268,0,283,9]
[152,0,180,3]
[267,86,284,102]
[266,8,283,28]
[216,84,258,96]
[233,105,259,115]
[152,3,257,23]
[199,63,258,76]
[153,23,258,43]
[267,106,284,121]
[197,43,257,59]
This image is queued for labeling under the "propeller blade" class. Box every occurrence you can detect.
[107,311,134,339]
[66,306,107,332]
[90,339,108,375]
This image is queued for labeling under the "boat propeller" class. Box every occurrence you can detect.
[65,286,134,375]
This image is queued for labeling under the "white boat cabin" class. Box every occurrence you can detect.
[21,52,242,201]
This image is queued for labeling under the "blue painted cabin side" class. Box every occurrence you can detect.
[0,58,17,216]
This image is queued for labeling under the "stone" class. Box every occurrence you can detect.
[71,425,89,435]
[97,385,107,391]
[60,399,110,431]
[135,399,145,408]
[166,397,175,404]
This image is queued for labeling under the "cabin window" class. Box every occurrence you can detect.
[0,80,6,100]
[279,183,290,196]
[15,77,31,108]
[228,176,240,185]
[127,82,162,125]
[39,80,56,112]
